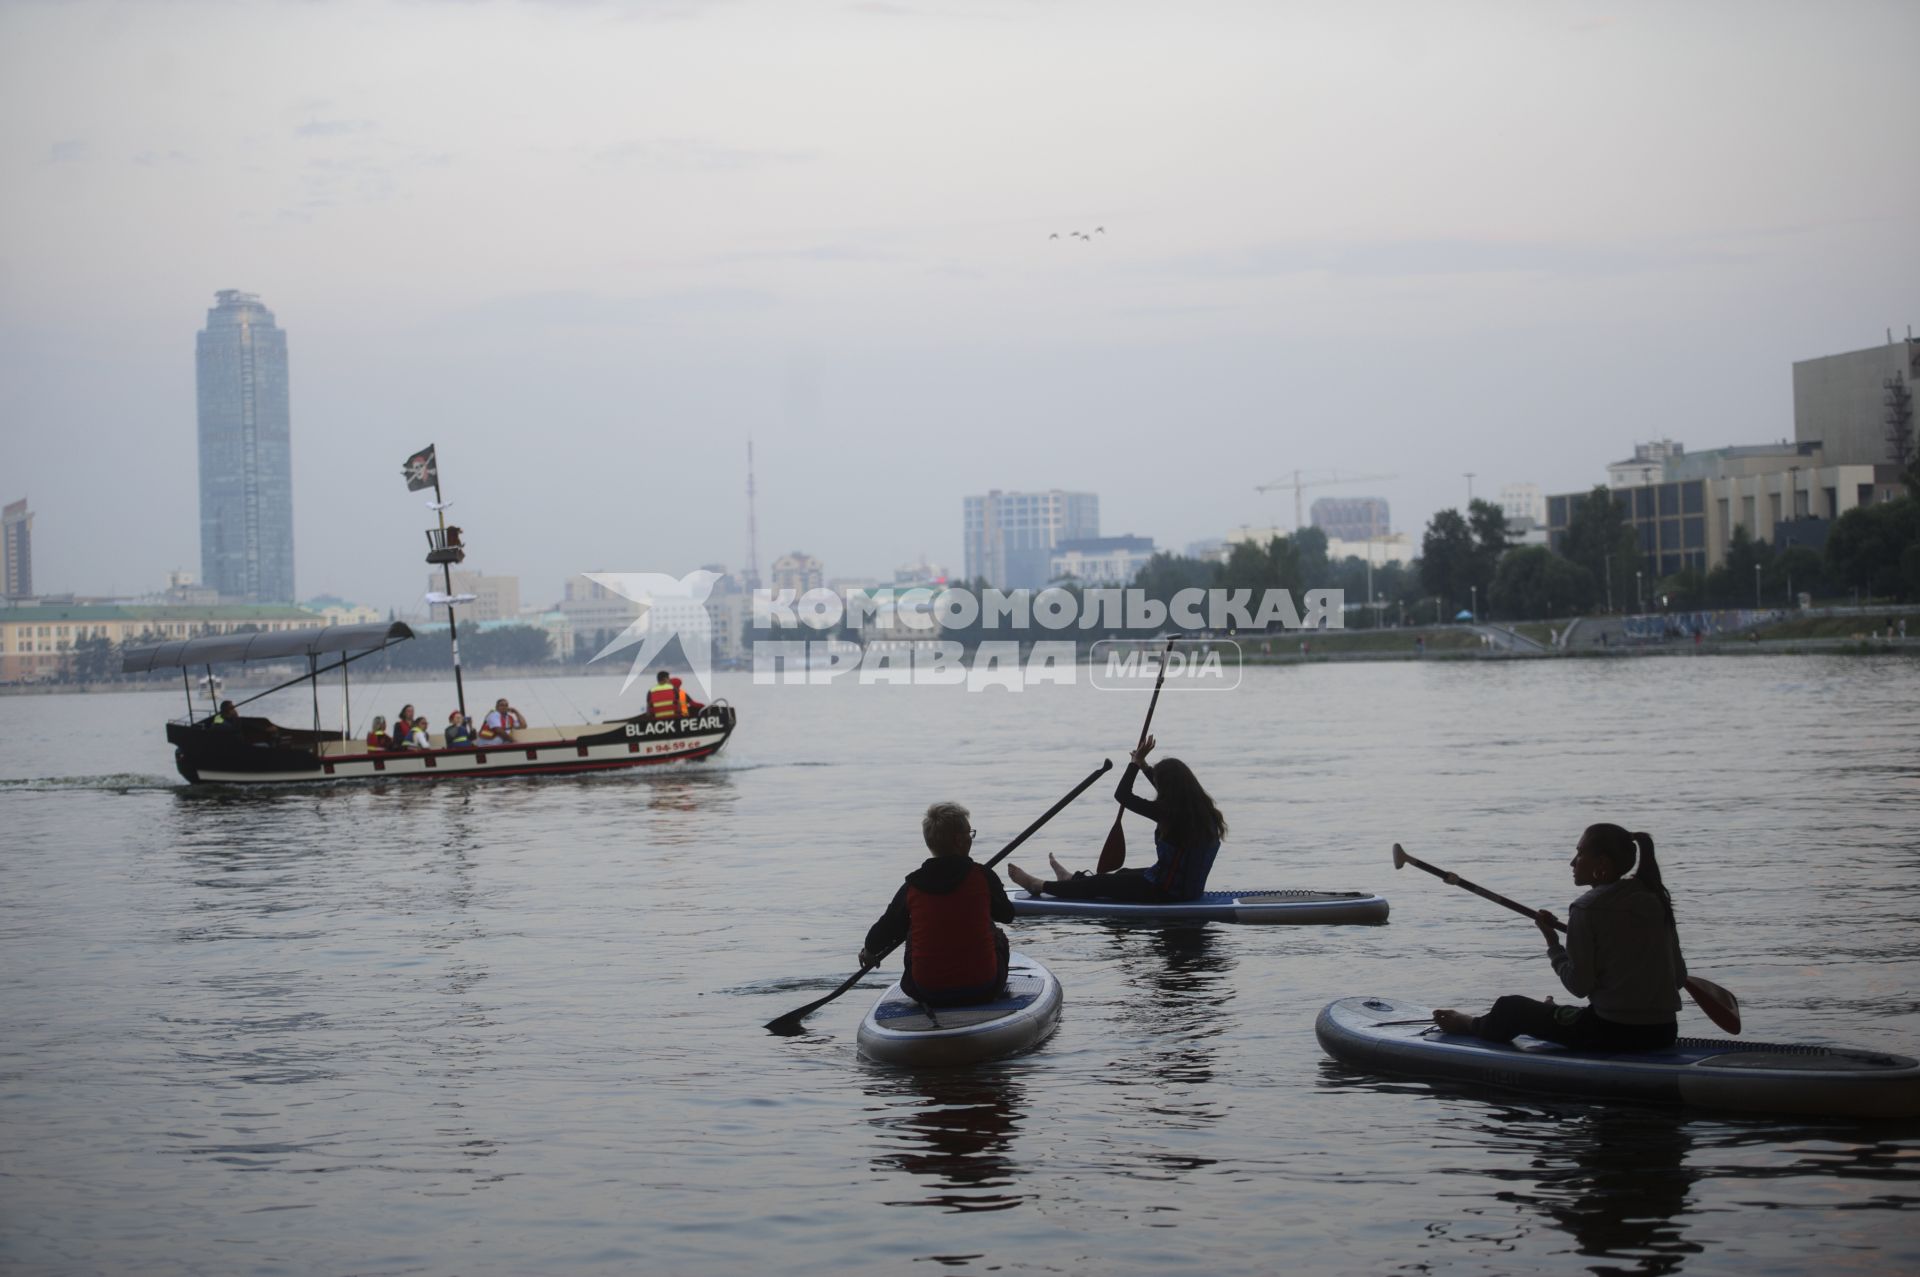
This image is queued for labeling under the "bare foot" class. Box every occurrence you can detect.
[1006,864,1045,894]
[1048,853,1072,880]
[1432,1008,1476,1035]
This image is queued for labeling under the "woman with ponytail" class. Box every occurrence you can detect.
[1433,824,1687,1051]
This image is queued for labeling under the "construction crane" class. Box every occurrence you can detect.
[1253,470,1398,532]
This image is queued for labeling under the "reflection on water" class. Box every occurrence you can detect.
[866,1066,1028,1213]
[1110,924,1235,1102]
[1489,1108,1702,1275]
[148,787,513,1191]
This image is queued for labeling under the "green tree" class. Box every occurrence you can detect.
[1218,541,1271,597]
[1766,546,1824,606]
[1292,526,1330,591]
[1560,486,1639,611]
[1468,497,1509,563]
[1825,497,1920,599]
[1706,525,1776,606]
[1420,509,1477,614]
[71,635,117,683]
[1134,551,1217,606]
[1657,568,1708,612]
[1489,546,1596,620]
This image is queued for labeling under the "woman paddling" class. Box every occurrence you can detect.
[1007,736,1225,903]
[1433,824,1687,1051]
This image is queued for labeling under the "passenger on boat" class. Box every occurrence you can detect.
[211,700,241,730]
[367,716,392,751]
[480,698,525,742]
[645,671,691,718]
[392,705,418,748]
[859,801,1015,1007]
[405,716,432,749]
[444,711,475,747]
[1007,736,1226,903]
[1432,825,1686,1051]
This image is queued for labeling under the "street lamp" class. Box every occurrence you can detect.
[1365,536,1375,630]
[1636,570,1643,612]
[1754,563,1761,610]
[1470,584,1478,623]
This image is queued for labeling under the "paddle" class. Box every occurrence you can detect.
[1095,635,1178,873]
[763,759,1115,1036]
[1391,843,1742,1035]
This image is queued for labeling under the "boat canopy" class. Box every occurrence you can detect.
[122,622,415,674]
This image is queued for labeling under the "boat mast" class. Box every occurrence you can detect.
[426,467,470,724]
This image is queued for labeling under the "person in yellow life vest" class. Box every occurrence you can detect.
[647,670,689,718]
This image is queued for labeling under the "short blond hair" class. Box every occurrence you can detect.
[922,802,971,856]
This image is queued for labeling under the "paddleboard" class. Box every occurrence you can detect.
[857,951,1062,1067]
[1316,996,1920,1118]
[1013,888,1389,925]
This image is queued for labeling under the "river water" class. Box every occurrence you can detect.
[2,656,1917,1275]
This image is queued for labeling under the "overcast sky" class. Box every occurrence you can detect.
[3,0,1915,611]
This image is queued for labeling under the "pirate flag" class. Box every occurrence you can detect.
[401,444,438,492]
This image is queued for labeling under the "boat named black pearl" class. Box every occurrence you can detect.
[121,447,737,785]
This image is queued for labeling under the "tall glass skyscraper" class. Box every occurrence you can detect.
[197,290,294,602]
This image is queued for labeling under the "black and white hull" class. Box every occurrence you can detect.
[168,705,737,786]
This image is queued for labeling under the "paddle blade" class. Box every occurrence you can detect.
[1095,812,1126,874]
[1392,843,1408,869]
[764,1009,812,1037]
[1685,975,1742,1035]
[765,964,875,1036]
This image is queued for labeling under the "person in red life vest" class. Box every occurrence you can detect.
[1007,735,1227,903]
[366,715,392,751]
[479,697,525,742]
[858,802,1015,1007]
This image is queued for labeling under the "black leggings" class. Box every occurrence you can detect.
[1472,995,1677,1051]
[1039,868,1170,903]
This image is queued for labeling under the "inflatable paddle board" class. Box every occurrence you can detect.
[1014,888,1389,925]
[1316,996,1920,1118]
[857,951,1063,1067]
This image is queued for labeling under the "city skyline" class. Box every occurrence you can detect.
[3,1,1916,610]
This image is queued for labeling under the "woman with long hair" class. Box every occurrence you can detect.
[1433,823,1687,1051]
[1008,735,1226,903]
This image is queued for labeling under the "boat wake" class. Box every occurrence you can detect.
[0,773,182,793]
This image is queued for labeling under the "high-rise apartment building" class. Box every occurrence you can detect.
[963,490,1099,590]
[1309,496,1390,543]
[770,551,824,596]
[2,500,31,599]
[197,290,294,602]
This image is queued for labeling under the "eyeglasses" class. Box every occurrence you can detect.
[968,828,977,838]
